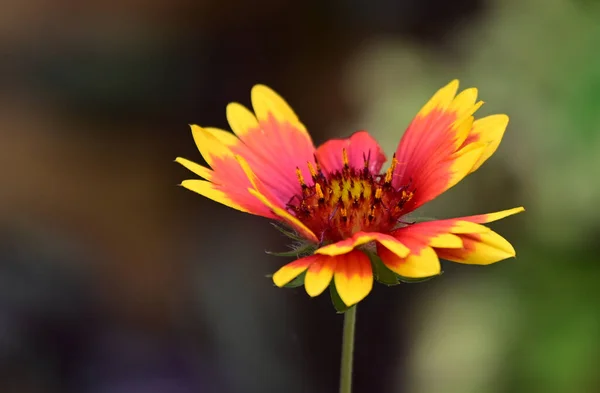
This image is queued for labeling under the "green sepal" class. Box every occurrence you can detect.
[266,243,316,258]
[283,271,307,288]
[396,270,443,283]
[265,271,307,288]
[366,252,402,286]
[271,223,305,242]
[329,282,350,313]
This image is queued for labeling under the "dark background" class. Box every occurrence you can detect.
[1,0,599,392]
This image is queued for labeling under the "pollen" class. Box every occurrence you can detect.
[287,151,416,243]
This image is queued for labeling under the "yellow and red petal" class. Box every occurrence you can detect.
[454,206,525,225]
[180,179,247,214]
[393,80,506,213]
[315,231,409,258]
[224,85,316,205]
[461,114,509,172]
[177,126,276,218]
[305,255,338,297]
[436,230,516,265]
[248,188,319,242]
[377,240,442,278]
[175,157,213,181]
[272,255,316,287]
[315,131,387,174]
[377,223,451,278]
[399,142,486,213]
[333,250,373,306]
[235,155,319,242]
[397,207,523,265]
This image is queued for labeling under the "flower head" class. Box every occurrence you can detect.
[176,81,524,309]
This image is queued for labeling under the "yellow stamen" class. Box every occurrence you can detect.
[315,183,324,200]
[342,148,349,168]
[307,162,318,179]
[296,167,306,186]
[385,155,398,184]
[375,187,382,200]
[340,207,348,220]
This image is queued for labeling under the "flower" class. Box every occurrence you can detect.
[176,80,524,308]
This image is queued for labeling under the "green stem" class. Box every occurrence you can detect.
[339,305,357,393]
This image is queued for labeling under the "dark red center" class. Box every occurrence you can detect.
[287,149,414,243]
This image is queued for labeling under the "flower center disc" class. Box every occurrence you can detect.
[287,150,413,243]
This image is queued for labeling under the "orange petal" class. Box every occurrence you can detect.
[315,231,409,258]
[305,255,338,297]
[272,255,316,287]
[333,250,373,306]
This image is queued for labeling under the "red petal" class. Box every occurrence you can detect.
[315,131,387,175]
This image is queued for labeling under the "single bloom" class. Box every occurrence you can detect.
[176,80,524,309]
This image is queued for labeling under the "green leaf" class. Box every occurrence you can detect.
[329,282,350,313]
[367,252,401,286]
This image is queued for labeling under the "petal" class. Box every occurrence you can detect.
[305,255,337,297]
[400,142,486,212]
[190,124,235,167]
[418,80,459,117]
[224,86,316,205]
[180,179,250,214]
[181,126,275,217]
[251,84,304,129]
[393,81,504,213]
[454,206,525,225]
[226,103,261,137]
[436,230,516,265]
[315,231,409,258]
[249,188,319,243]
[203,126,240,147]
[333,250,373,306]
[393,222,464,249]
[272,255,316,287]
[175,157,213,180]
[377,224,449,278]
[407,209,524,265]
[235,155,319,243]
[377,241,441,278]
[315,131,387,174]
[462,114,509,172]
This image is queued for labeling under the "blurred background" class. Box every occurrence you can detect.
[1,0,599,392]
